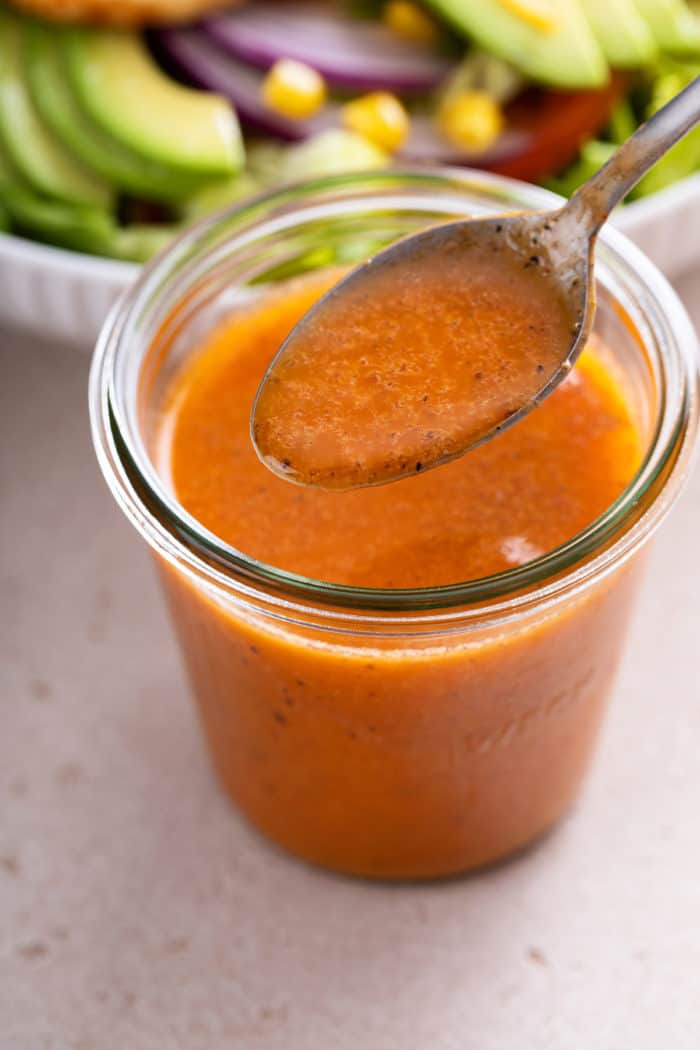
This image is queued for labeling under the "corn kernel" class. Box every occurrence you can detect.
[342,92,410,153]
[498,0,558,33]
[437,91,504,151]
[262,59,327,120]
[383,0,439,44]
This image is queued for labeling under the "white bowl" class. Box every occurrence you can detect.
[614,171,700,279]
[0,231,137,348]
[3,173,700,349]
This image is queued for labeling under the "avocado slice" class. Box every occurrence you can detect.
[25,22,212,203]
[0,88,176,260]
[633,0,700,55]
[580,0,658,67]
[0,134,20,190]
[64,28,244,177]
[2,183,178,261]
[0,150,17,229]
[0,139,18,229]
[0,10,111,208]
[2,187,116,254]
[421,0,608,89]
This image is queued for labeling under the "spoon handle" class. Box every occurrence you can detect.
[564,75,700,235]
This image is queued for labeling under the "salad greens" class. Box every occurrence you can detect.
[548,55,700,199]
[2,0,700,261]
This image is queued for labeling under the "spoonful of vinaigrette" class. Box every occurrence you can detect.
[252,78,700,492]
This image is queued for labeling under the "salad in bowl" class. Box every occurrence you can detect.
[1,0,699,341]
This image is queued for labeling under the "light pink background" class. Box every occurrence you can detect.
[2,273,700,1049]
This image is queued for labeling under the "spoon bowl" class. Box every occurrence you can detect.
[252,76,700,491]
[252,207,591,490]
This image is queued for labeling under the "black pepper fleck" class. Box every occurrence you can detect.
[528,947,548,966]
[18,942,48,961]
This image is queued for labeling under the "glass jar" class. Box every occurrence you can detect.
[90,171,698,879]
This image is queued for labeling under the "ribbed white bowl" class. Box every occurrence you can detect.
[0,232,137,348]
[615,172,700,278]
[2,173,699,349]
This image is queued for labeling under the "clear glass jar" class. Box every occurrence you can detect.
[90,171,699,879]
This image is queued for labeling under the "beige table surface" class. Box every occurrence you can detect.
[2,273,700,1050]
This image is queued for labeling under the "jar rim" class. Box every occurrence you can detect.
[89,169,699,624]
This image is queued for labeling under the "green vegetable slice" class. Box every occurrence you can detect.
[64,27,244,176]
[0,9,111,207]
[421,0,608,89]
[26,21,213,203]
[633,0,700,56]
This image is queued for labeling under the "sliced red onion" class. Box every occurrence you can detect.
[154,27,337,139]
[202,2,452,93]
[153,27,521,166]
[404,118,527,169]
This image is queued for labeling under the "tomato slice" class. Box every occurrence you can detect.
[402,74,627,182]
[485,73,628,182]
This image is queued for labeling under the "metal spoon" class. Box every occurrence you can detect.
[252,77,700,492]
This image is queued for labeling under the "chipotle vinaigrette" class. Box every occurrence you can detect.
[152,273,648,877]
